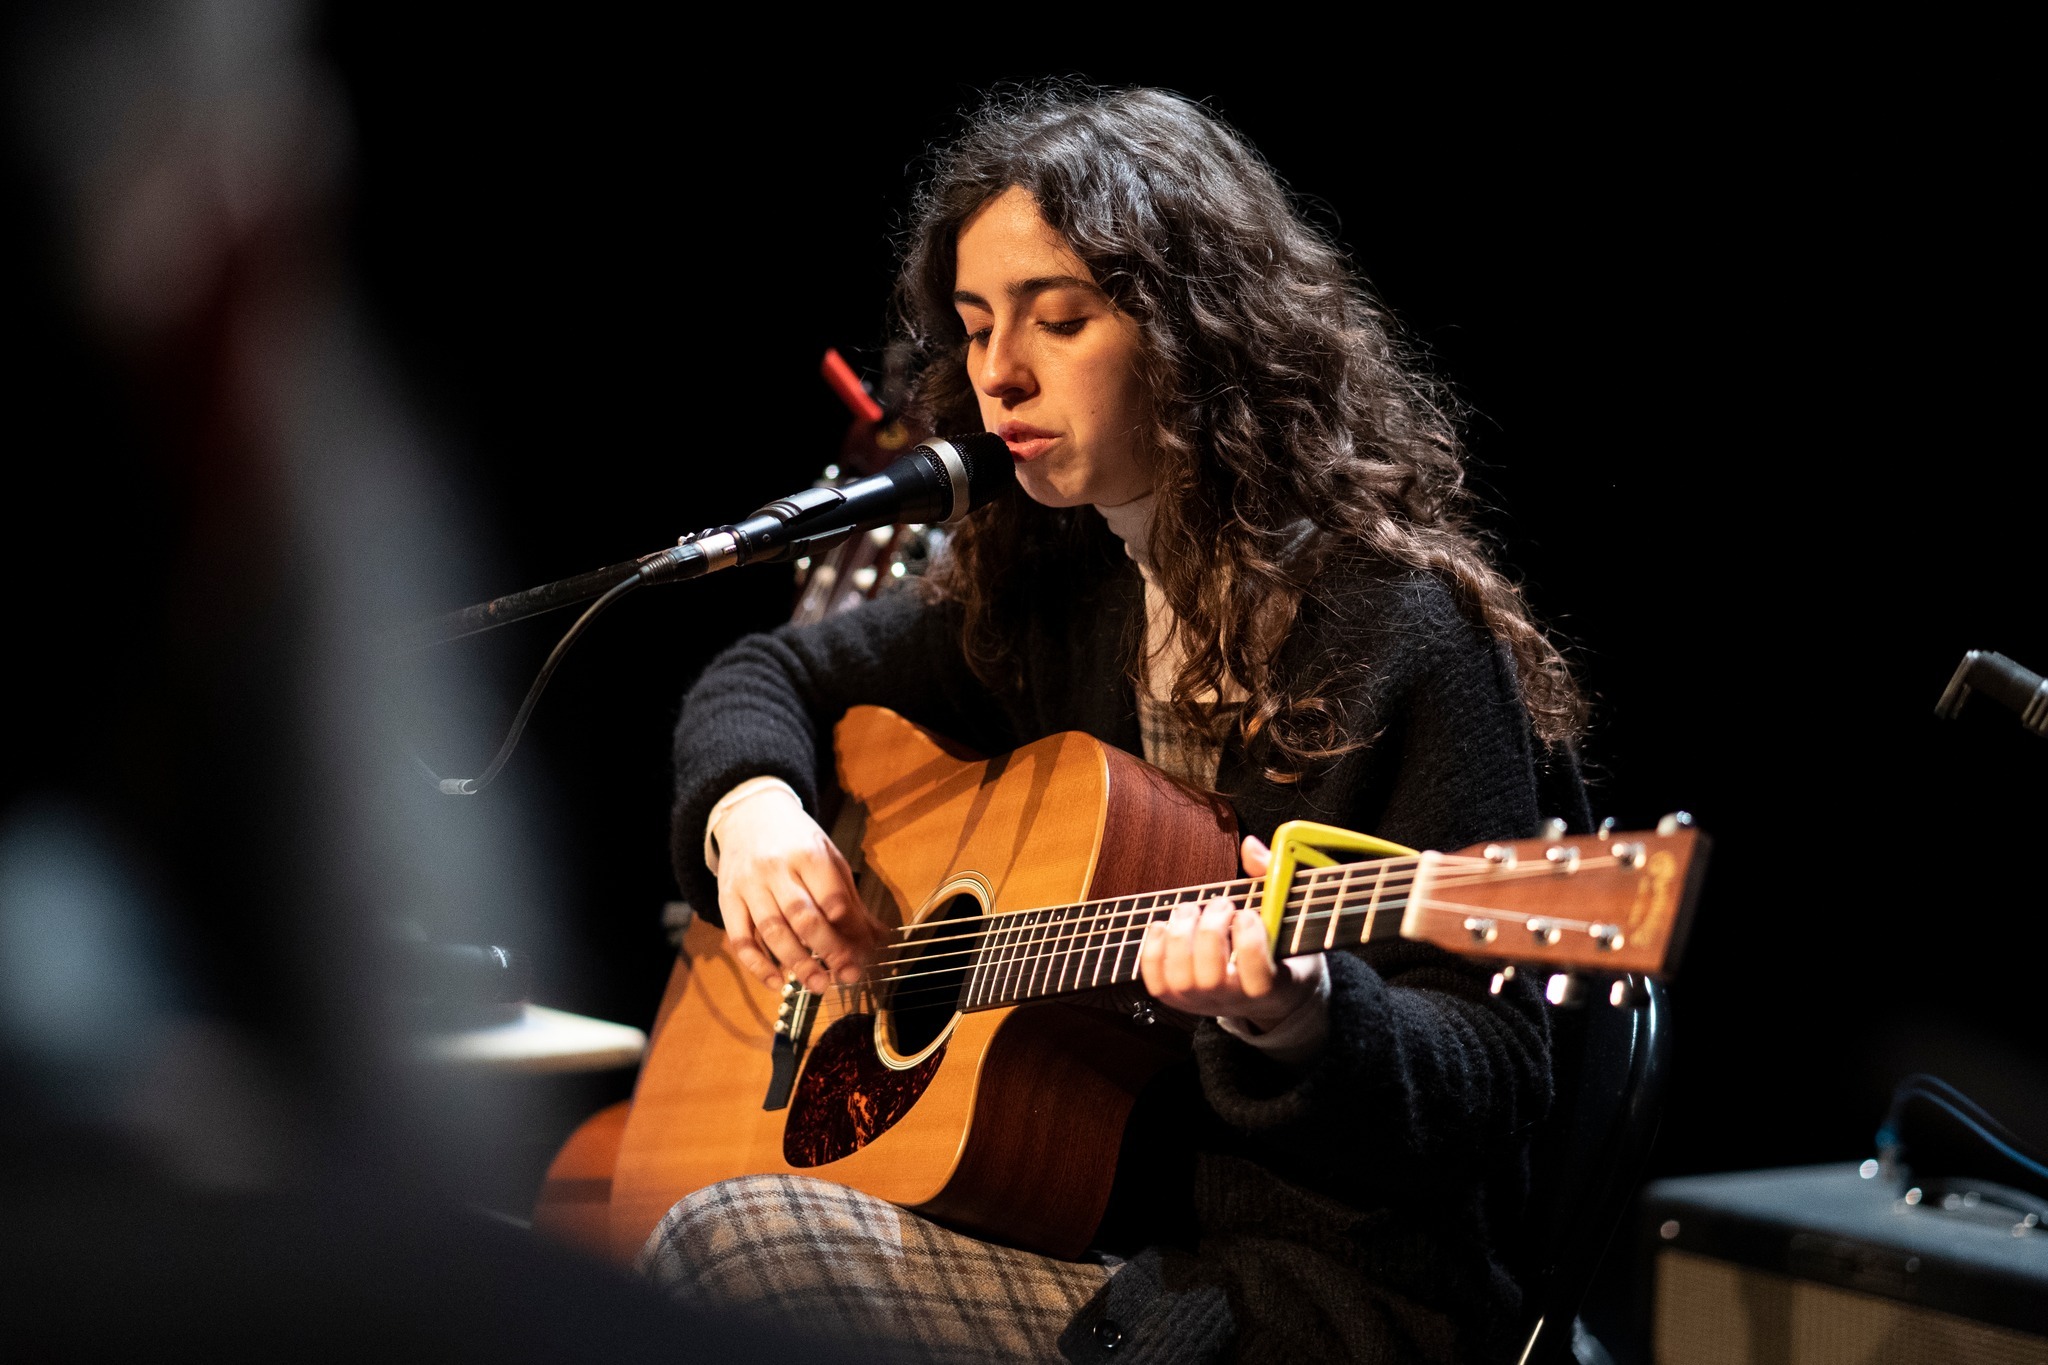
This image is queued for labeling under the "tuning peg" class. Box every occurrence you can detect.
[1608,979,1636,1007]
[1539,817,1567,840]
[1597,817,1617,841]
[1488,965,1518,995]
[1656,810,1695,836]
[1544,972,1587,1007]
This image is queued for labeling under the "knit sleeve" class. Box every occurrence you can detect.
[668,588,1014,921]
[1191,948,1550,1204]
[1194,569,1560,1201]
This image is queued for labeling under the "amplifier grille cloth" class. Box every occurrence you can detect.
[1654,1248,2048,1365]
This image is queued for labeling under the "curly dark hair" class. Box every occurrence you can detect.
[896,84,1585,779]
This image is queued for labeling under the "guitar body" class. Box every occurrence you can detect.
[588,706,1239,1263]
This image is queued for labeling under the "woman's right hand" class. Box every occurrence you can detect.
[713,789,883,994]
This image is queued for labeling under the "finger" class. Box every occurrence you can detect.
[722,888,782,988]
[815,841,891,950]
[822,839,864,912]
[1191,899,1235,991]
[1232,909,1276,999]
[1241,835,1271,877]
[1160,903,1199,994]
[802,843,863,928]
[750,895,824,991]
[775,873,853,974]
[1139,920,1168,997]
[774,875,856,994]
[794,857,871,978]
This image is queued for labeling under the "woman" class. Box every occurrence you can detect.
[648,85,1590,1365]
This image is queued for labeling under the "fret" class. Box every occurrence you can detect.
[1076,900,1115,990]
[1304,868,1342,957]
[1285,873,1310,956]
[1060,902,1096,994]
[1359,858,1391,946]
[1019,908,1049,1001]
[1040,904,1080,999]
[1322,864,1353,950]
[1048,905,1082,998]
[1109,893,1159,984]
[1104,898,1136,983]
[1021,909,1056,1000]
[994,909,1034,1004]
[1085,897,1122,987]
[1037,905,1077,1000]
[1113,896,1150,985]
[1042,905,1072,998]
[1273,873,1308,958]
[1056,906,1085,996]
[973,910,1008,1009]
[980,918,1009,1006]
[968,915,997,1010]
[963,921,993,1010]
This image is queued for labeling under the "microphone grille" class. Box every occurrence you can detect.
[948,431,1016,511]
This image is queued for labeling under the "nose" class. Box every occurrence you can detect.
[976,322,1036,406]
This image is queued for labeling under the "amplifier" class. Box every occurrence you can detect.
[1639,1164,2048,1364]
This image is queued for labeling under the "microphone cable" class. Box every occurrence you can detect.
[419,570,646,797]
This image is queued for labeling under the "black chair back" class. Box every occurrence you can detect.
[1514,975,1670,1365]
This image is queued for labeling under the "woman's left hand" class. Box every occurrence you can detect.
[1139,835,1324,1026]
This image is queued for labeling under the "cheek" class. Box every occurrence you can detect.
[1083,331,1147,424]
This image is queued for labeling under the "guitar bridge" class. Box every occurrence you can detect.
[762,980,820,1111]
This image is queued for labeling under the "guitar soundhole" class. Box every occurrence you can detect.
[783,1013,944,1167]
[883,890,979,1058]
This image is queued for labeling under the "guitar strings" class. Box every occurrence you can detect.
[749,850,1642,1015]
[870,890,1380,1006]
[863,848,1624,962]
[862,886,1630,1014]
[846,854,1646,1011]
[855,851,1628,974]
[854,860,1618,998]
[856,871,1634,1012]
[862,873,1410,977]
[858,856,1431,968]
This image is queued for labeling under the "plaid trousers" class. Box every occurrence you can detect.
[638,1175,1115,1364]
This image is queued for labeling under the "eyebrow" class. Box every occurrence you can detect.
[952,275,1101,309]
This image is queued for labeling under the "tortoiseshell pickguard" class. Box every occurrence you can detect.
[782,1013,946,1167]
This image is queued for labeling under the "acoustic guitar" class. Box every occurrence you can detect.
[535,705,1707,1264]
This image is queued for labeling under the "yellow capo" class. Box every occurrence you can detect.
[1259,819,1419,949]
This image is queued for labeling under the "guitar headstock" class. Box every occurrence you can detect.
[1398,818,1708,979]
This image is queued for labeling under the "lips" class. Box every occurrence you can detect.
[996,422,1059,461]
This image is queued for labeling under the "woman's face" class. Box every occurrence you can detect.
[953,186,1152,508]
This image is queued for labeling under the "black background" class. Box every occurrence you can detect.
[313,19,2043,1185]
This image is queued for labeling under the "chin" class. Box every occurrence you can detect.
[1015,465,1093,510]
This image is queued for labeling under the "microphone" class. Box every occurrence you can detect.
[406,430,1014,796]
[1935,649,2048,736]
[645,432,1013,585]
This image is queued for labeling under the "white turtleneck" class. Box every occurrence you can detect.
[1093,492,1247,793]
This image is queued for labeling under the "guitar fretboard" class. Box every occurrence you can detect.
[870,858,1423,1014]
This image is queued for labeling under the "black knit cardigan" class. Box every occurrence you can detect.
[669,543,1590,1365]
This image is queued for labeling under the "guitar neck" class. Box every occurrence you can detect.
[874,858,1420,1013]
